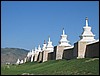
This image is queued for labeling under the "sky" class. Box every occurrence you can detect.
[1,1,99,50]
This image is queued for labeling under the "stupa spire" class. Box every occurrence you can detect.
[44,40,46,44]
[48,36,50,42]
[62,28,65,35]
[38,44,41,50]
[42,40,47,50]
[35,47,37,51]
[86,17,88,27]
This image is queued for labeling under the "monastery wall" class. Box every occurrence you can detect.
[48,52,54,60]
[53,46,57,60]
[63,48,74,60]
[17,41,99,64]
[26,56,31,62]
[85,41,99,58]
[41,41,99,63]
[73,42,78,58]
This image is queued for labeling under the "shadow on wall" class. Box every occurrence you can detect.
[37,53,40,61]
[85,42,99,58]
[53,46,57,60]
[47,46,57,60]
[48,52,54,60]
[73,42,78,59]
[37,52,42,62]
[62,48,74,60]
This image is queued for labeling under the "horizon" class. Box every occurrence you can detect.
[1,1,99,50]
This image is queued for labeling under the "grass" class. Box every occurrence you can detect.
[1,58,99,75]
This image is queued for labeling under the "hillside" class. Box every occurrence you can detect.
[1,58,99,75]
[1,48,29,65]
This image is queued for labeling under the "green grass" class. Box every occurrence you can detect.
[1,58,99,75]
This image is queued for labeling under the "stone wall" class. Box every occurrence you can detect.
[53,46,57,60]
[26,41,99,63]
[26,56,31,62]
[63,48,74,60]
[73,42,78,58]
[48,52,54,60]
[85,42,99,58]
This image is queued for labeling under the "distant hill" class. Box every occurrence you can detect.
[1,48,29,64]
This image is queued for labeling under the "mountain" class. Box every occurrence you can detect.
[1,48,29,65]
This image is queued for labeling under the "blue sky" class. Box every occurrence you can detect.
[1,1,99,50]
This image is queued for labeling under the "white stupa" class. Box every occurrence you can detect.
[16,59,20,65]
[59,28,71,46]
[37,45,42,52]
[31,49,35,55]
[20,60,24,64]
[46,36,54,52]
[34,47,38,53]
[42,40,47,50]
[80,17,95,42]
[27,51,32,57]
[24,57,27,63]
